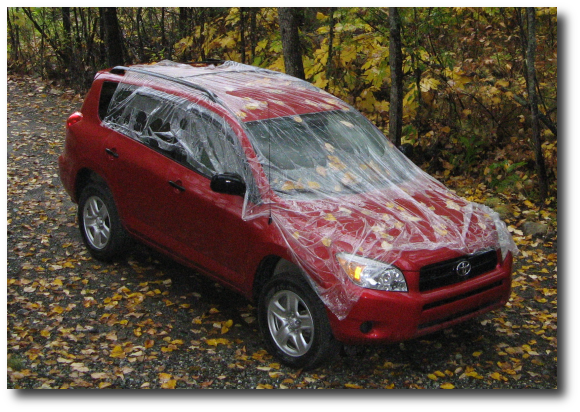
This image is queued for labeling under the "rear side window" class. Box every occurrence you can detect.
[98,81,119,120]
[102,85,245,178]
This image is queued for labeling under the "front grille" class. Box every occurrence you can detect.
[419,249,498,292]
[422,280,503,310]
[418,299,500,330]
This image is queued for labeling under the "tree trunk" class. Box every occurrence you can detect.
[525,7,549,201]
[388,7,404,147]
[278,7,305,79]
[250,8,257,63]
[7,8,21,65]
[102,7,124,67]
[325,7,336,90]
[61,7,74,77]
[240,7,246,64]
[161,7,171,60]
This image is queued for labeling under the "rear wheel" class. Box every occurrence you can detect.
[258,273,339,370]
[78,183,130,261]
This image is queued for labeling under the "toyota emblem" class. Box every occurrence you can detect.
[455,260,472,277]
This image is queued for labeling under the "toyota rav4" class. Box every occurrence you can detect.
[59,60,517,369]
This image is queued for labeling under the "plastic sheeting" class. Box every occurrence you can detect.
[102,60,518,319]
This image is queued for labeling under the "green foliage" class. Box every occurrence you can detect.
[485,160,528,193]
[456,134,484,171]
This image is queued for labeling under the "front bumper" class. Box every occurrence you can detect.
[328,252,513,344]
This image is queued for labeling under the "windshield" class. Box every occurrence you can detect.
[245,110,417,198]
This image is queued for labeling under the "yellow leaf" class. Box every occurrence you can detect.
[221,320,233,334]
[344,383,364,389]
[427,374,438,381]
[205,338,230,346]
[440,383,455,389]
[51,306,64,314]
[110,345,125,359]
[465,371,483,379]
[161,379,177,389]
[490,372,502,381]
[308,181,321,189]
[158,372,172,382]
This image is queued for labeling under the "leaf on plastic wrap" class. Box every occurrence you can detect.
[308,181,321,189]
[324,213,337,221]
[445,199,462,211]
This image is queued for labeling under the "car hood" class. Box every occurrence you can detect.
[269,174,517,318]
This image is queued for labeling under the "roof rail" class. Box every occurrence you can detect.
[111,65,221,104]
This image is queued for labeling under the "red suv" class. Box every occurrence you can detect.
[59,60,516,369]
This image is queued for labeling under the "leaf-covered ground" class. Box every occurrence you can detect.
[7,75,557,389]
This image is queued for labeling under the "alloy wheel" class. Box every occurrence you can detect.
[266,290,314,357]
[82,195,111,250]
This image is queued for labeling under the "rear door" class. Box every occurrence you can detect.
[100,86,189,247]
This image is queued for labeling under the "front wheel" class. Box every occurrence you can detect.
[258,273,339,370]
[78,183,130,262]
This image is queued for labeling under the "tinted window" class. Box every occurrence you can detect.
[98,81,119,120]
[102,86,245,178]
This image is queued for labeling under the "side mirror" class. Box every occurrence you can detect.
[210,173,246,196]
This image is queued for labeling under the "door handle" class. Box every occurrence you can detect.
[169,180,185,192]
[105,148,119,158]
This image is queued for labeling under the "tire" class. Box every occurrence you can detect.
[258,272,340,370]
[78,183,130,262]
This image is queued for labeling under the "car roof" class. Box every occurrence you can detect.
[110,60,350,122]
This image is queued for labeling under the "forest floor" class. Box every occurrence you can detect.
[7,74,557,389]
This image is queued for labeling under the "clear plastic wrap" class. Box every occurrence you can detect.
[102,60,518,319]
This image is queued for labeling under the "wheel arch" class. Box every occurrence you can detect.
[74,168,107,202]
[252,254,305,302]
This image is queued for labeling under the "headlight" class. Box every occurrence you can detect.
[336,253,408,292]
